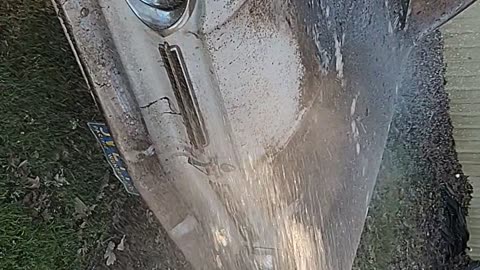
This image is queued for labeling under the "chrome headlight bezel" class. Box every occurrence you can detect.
[125,0,196,36]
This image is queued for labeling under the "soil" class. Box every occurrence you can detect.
[353,31,475,269]
[87,196,192,270]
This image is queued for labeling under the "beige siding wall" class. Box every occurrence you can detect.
[443,1,480,259]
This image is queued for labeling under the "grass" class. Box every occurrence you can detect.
[0,0,128,269]
[352,144,422,269]
[353,31,471,269]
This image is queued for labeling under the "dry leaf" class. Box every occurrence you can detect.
[77,246,88,256]
[17,160,28,169]
[117,235,126,251]
[26,176,40,189]
[32,151,39,159]
[54,169,70,187]
[104,241,117,266]
[70,119,79,130]
[79,221,87,229]
[74,197,89,220]
[16,160,30,177]
[41,209,52,221]
[96,173,110,201]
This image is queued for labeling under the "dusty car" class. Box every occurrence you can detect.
[54,0,476,269]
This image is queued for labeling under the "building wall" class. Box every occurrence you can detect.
[443,1,480,259]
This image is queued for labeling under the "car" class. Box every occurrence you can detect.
[55,0,476,268]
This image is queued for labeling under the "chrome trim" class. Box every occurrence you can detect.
[125,0,195,36]
[140,0,183,10]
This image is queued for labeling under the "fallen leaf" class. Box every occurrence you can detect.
[54,169,70,187]
[17,160,28,169]
[96,173,110,201]
[146,210,155,224]
[104,241,117,266]
[74,197,89,220]
[22,192,34,206]
[16,160,30,177]
[77,246,88,256]
[41,209,52,221]
[117,235,126,251]
[79,221,87,229]
[31,151,39,159]
[70,119,79,130]
[26,176,40,189]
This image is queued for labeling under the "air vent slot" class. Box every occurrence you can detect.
[159,42,208,149]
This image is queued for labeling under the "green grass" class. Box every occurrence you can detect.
[352,145,421,269]
[0,0,127,269]
[0,204,78,269]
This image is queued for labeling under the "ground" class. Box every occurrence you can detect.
[353,32,474,269]
[0,0,189,269]
[0,0,476,269]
